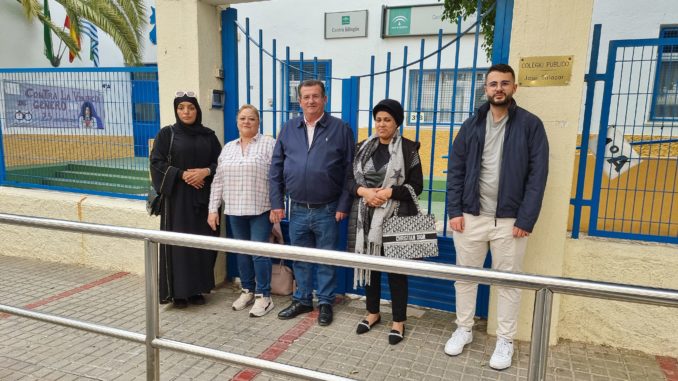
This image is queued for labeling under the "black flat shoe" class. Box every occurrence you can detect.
[188,294,206,305]
[172,298,188,309]
[317,304,333,326]
[277,301,314,320]
[356,315,381,334]
[388,325,405,345]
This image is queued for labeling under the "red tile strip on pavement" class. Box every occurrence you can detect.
[0,272,129,319]
[230,310,320,381]
[657,356,678,381]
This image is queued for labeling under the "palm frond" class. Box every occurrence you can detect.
[18,0,41,19]
[118,0,147,41]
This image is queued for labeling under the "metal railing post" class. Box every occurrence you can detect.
[144,239,160,381]
[527,288,554,381]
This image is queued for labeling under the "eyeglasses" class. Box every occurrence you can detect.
[175,90,196,98]
[485,81,513,89]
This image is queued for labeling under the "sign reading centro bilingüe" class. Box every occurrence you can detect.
[325,10,368,39]
[518,56,574,87]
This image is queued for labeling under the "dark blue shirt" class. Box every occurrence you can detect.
[269,113,355,213]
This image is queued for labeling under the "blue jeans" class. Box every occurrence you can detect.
[228,212,273,296]
[288,201,340,306]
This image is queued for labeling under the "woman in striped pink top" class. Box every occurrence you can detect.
[207,104,276,317]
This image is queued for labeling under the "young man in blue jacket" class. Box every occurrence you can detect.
[444,64,549,370]
[269,80,355,326]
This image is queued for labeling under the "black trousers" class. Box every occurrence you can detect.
[365,270,408,322]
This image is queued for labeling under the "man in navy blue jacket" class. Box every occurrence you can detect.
[269,79,355,326]
[444,64,549,370]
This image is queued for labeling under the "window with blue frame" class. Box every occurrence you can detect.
[407,69,486,126]
[285,60,332,119]
[651,27,678,121]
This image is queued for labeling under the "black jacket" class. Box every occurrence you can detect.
[347,137,423,252]
[446,100,549,232]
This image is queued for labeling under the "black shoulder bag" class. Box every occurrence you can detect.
[147,127,175,216]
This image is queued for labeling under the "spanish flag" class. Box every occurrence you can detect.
[64,15,80,63]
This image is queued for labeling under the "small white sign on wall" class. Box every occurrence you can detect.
[589,126,643,180]
[325,10,368,39]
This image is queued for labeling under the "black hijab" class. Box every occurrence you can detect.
[173,95,214,136]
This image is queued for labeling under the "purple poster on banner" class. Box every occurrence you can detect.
[3,81,105,129]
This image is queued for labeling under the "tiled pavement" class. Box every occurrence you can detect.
[0,255,673,381]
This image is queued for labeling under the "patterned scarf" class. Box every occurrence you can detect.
[353,134,405,288]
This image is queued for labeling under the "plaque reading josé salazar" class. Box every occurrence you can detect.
[518,56,573,87]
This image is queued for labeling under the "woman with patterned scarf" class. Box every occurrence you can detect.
[347,99,423,345]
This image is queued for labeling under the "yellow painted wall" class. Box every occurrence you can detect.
[0,187,227,285]
[0,187,154,274]
[561,237,678,357]
[3,135,134,167]
[568,154,677,237]
[156,0,224,144]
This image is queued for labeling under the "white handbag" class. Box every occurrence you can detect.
[382,184,439,259]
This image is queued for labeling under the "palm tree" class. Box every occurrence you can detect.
[15,0,146,66]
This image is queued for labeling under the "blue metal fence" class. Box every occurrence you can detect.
[571,25,678,244]
[222,0,505,314]
[229,6,495,237]
[0,67,159,200]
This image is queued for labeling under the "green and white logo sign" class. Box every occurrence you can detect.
[388,7,411,36]
[341,16,350,25]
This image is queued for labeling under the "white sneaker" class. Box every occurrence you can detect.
[232,289,254,311]
[444,328,473,356]
[489,337,514,370]
[249,294,274,317]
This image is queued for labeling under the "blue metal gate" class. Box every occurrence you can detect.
[572,25,678,244]
[131,66,160,158]
[221,1,515,316]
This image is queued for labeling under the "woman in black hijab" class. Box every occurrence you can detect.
[150,91,222,308]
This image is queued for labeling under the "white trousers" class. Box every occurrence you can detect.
[452,213,528,340]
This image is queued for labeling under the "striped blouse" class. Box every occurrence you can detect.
[208,133,276,216]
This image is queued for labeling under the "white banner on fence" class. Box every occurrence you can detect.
[589,126,642,180]
[3,81,105,129]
